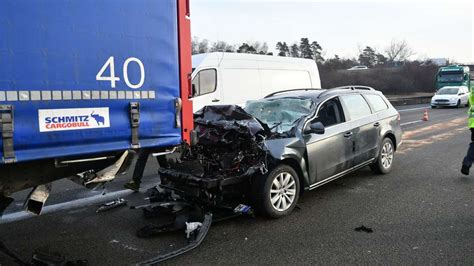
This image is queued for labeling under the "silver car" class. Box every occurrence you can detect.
[159,86,403,218]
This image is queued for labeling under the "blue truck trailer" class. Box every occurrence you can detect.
[0,0,194,214]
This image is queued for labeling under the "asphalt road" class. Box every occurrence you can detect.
[1,104,473,265]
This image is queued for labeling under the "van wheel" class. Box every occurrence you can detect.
[370,138,395,174]
[255,165,300,218]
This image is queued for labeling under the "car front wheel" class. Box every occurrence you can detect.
[370,138,395,174]
[255,164,300,218]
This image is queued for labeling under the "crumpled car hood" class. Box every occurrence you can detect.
[194,105,270,140]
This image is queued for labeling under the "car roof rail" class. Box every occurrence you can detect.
[264,88,320,98]
[317,85,375,98]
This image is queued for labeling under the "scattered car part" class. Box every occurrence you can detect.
[24,183,52,215]
[354,225,374,233]
[85,151,129,185]
[233,204,254,216]
[0,241,89,266]
[0,240,27,265]
[96,198,127,213]
[31,249,89,265]
[185,222,202,239]
[136,213,212,265]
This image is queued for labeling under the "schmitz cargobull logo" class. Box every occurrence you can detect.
[38,107,110,132]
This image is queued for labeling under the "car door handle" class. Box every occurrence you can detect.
[344,132,353,138]
[373,122,380,127]
[212,98,220,102]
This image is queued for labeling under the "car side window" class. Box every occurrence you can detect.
[313,98,345,127]
[192,69,217,97]
[340,94,372,120]
[365,94,388,113]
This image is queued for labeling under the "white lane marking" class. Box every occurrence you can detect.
[0,189,132,224]
[401,120,424,126]
[397,106,430,112]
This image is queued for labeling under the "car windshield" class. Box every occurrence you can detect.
[437,88,459,95]
[438,73,463,82]
[245,97,314,134]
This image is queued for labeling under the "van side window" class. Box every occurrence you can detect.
[340,94,372,120]
[192,69,217,97]
[313,98,345,127]
[365,94,388,112]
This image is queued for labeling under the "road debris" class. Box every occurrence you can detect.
[354,225,374,233]
[185,222,202,239]
[0,241,89,266]
[234,204,254,216]
[136,214,213,265]
[32,249,89,265]
[96,198,127,213]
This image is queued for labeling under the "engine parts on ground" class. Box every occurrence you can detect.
[96,198,127,213]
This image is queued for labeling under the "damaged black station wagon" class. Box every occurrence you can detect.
[159,86,402,219]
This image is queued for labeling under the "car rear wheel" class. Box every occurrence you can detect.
[370,138,395,174]
[255,164,300,218]
[457,100,461,108]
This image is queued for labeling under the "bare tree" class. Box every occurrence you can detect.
[385,39,414,63]
[198,39,210,54]
[191,36,199,55]
[191,36,210,54]
[210,41,235,53]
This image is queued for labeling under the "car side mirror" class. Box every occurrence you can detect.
[304,122,325,135]
[459,92,463,95]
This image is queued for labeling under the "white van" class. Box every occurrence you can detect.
[191,52,321,112]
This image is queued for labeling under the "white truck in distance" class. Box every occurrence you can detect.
[191,52,321,112]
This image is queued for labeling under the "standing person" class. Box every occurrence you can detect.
[124,149,167,192]
[461,92,474,175]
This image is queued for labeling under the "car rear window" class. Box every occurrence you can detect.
[340,94,372,120]
[365,94,388,112]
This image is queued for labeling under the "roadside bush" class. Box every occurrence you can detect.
[319,61,438,95]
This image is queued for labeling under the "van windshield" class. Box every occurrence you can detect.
[245,98,314,134]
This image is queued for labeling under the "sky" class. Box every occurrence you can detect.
[190,0,473,63]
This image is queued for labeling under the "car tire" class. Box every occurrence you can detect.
[465,100,469,107]
[457,100,461,108]
[370,138,395,174]
[255,164,300,218]
[431,105,436,109]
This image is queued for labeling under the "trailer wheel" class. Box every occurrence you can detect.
[255,164,300,218]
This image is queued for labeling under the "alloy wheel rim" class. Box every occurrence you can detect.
[381,142,394,169]
[270,172,297,212]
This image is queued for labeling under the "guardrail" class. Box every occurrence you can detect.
[387,96,432,106]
